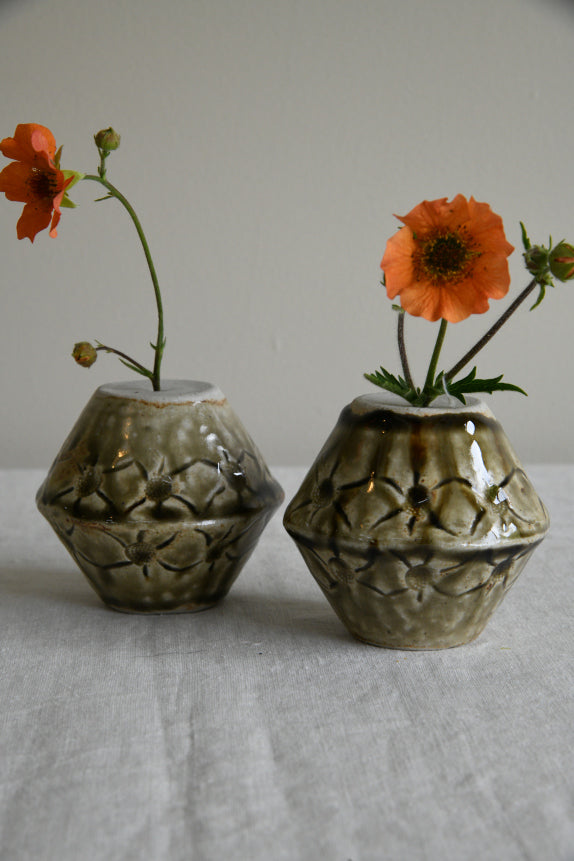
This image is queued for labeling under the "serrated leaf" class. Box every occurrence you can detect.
[445,367,527,399]
[364,367,419,403]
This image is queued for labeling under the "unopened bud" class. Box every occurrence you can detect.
[523,244,549,277]
[72,342,97,367]
[549,242,574,282]
[94,127,121,152]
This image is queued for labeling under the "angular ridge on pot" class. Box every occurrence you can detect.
[283,395,549,649]
[38,380,284,614]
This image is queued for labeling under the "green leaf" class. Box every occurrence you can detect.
[118,358,154,379]
[444,367,527,400]
[530,283,547,310]
[364,367,419,403]
[520,221,531,251]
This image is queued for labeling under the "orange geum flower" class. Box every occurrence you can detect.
[381,195,514,323]
[0,123,75,242]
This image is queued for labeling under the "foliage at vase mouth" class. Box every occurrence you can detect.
[365,195,572,407]
[0,123,165,391]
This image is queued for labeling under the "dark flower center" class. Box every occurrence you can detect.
[126,541,156,566]
[408,483,430,508]
[405,564,435,591]
[145,474,173,503]
[27,167,59,200]
[75,467,102,498]
[418,231,478,283]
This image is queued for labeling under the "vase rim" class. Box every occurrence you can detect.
[95,379,225,405]
[351,392,493,418]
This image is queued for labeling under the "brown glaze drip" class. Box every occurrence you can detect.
[339,404,500,435]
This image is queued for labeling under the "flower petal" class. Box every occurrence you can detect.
[0,161,35,202]
[48,207,61,238]
[16,200,53,242]
[0,123,56,168]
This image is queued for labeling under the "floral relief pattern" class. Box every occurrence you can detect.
[37,384,283,613]
[284,396,549,648]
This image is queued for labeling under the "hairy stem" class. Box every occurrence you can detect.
[445,277,538,382]
[95,344,153,379]
[83,173,164,390]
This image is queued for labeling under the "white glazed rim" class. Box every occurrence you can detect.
[351,392,493,419]
[96,380,225,405]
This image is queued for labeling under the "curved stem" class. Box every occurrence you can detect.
[95,344,153,379]
[83,174,164,390]
[445,277,538,382]
[421,318,448,403]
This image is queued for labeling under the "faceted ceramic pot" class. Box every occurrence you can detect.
[283,394,549,649]
[37,380,283,613]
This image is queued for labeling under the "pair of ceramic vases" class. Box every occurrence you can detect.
[37,380,549,650]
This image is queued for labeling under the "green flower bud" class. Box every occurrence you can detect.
[549,242,574,282]
[94,127,121,152]
[523,244,549,277]
[72,342,98,367]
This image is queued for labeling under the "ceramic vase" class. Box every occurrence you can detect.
[283,394,549,649]
[37,380,283,613]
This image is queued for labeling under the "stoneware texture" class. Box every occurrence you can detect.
[37,380,283,613]
[283,394,549,649]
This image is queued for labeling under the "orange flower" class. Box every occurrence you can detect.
[0,123,73,242]
[381,195,514,323]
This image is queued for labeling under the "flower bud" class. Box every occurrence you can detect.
[549,242,574,282]
[72,342,97,367]
[523,244,549,277]
[94,127,121,152]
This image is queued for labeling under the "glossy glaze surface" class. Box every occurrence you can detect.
[38,381,283,612]
[284,395,549,649]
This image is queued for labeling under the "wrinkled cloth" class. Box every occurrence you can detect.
[0,467,572,861]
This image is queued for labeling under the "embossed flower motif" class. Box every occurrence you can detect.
[46,457,117,517]
[75,528,198,579]
[367,470,484,538]
[287,455,373,531]
[121,457,199,517]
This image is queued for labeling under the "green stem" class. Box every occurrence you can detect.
[445,277,538,382]
[397,311,415,389]
[95,344,153,379]
[83,173,165,390]
[421,318,448,404]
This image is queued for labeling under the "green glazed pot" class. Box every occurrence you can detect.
[37,380,283,613]
[283,394,549,649]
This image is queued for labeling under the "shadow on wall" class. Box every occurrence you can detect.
[534,0,574,15]
[0,0,34,22]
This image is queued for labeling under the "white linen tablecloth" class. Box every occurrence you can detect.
[0,467,572,861]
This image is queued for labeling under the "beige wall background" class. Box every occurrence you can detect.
[0,0,573,468]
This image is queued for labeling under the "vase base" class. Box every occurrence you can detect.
[103,598,220,615]
[351,630,482,650]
